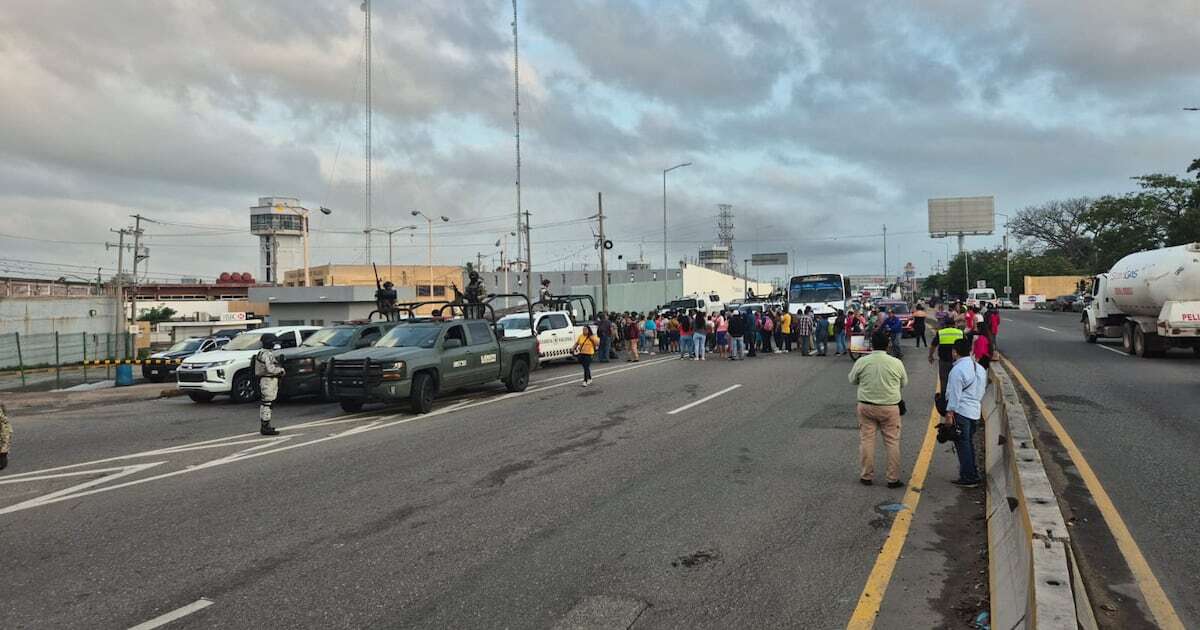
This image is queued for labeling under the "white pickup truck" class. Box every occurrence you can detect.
[176,325,320,402]
[496,311,580,362]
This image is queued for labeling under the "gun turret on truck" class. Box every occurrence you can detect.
[1082,242,1200,357]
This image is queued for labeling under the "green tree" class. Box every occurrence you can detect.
[137,306,177,324]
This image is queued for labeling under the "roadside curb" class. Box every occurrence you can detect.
[2,383,184,414]
[985,363,1093,629]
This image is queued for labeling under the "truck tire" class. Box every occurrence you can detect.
[230,370,258,404]
[1083,320,1098,343]
[1121,323,1135,354]
[506,357,530,393]
[339,400,364,413]
[1133,327,1147,358]
[187,391,214,403]
[410,372,436,414]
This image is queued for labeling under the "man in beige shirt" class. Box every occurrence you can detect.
[848,330,909,487]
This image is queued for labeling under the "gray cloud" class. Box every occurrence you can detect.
[1,0,1199,282]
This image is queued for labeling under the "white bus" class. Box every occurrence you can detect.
[788,273,851,317]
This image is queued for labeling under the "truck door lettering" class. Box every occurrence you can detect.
[480,353,497,364]
[453,360,467,368]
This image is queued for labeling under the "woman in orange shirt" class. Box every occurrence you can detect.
[573,325,598,387]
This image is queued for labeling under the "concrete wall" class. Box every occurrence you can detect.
[568,280,685,313]
[565,265,775,312]
[0,296,117,336]
[267,303,375,327]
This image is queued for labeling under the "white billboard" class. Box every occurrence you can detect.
[928,196,995,237]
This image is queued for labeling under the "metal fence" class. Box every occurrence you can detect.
[0,332,135,389]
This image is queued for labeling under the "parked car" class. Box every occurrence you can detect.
[277,322,399,400]
[874,299,914,337]
[176,326,320,403]
[997,298,1016,309]
[1050,294,1080,312]
[142,336,229,382]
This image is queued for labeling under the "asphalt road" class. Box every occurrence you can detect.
[998,309,1200,627]
[0,347,945,629]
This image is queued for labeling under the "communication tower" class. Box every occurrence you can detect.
[717,204,735,274]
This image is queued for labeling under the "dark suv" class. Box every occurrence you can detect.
[1051,294,1080,312]
[277,322,398,400]
[142,337,228,382]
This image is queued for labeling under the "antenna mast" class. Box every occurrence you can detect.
[363,0,373,263]
[512,0,528,297]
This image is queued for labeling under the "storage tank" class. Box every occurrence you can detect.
[1106,242,1200,318]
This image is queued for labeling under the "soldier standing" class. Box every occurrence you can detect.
[254,333,285,436]
[0,401,11,470]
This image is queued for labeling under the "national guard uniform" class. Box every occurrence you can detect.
[254,333,285,436]
[0,401,11,470]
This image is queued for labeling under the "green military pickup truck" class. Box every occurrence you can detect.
[327,313,538,414]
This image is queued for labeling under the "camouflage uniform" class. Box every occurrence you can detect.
[254,347,284,424]
[0,402,11,455]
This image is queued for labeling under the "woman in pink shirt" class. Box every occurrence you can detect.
[972,323,992,370]
[715,312,728,357]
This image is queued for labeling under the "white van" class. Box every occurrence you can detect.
[967,288,997,308]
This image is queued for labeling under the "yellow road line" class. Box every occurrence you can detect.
[846,404,941,630]
[1001,355,1185,630]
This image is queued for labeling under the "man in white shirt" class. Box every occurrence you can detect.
[945,339,987,487]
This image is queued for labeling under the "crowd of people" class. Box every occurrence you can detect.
[569,298,1005,490]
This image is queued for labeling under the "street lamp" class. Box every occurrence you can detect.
[996,212,1012,300]
[662,161,692,303]
[365,225,418,282]
[412,211,450,300]
[281,205,333,287]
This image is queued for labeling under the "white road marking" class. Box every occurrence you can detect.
[128,598,214,630]
[667,384,743,416]
[1097,344,1128,356]
[1003,318,1015,322]
[1038,326,1058,333]
[0,355,675,516]
[532,356,676,384]
[0,462,165,515]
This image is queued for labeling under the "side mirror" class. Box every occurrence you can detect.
[443,338,464,349]
[495,327,506,340]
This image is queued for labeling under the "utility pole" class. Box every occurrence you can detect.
[523,209,532,300]
[129,215,146,350]
[106,228,130,356]
[597,192,609,312]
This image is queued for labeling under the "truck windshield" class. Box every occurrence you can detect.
[302,328,355,347]
[376,324,441,349]
[167,339,205,353]
[499,317,530,331]
[224,333,267,351]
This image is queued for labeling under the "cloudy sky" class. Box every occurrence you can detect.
[2,0,1199,285]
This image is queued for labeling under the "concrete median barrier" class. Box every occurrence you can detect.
[985,363,1093,629]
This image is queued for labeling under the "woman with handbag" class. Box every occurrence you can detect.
[573,325,598,387]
